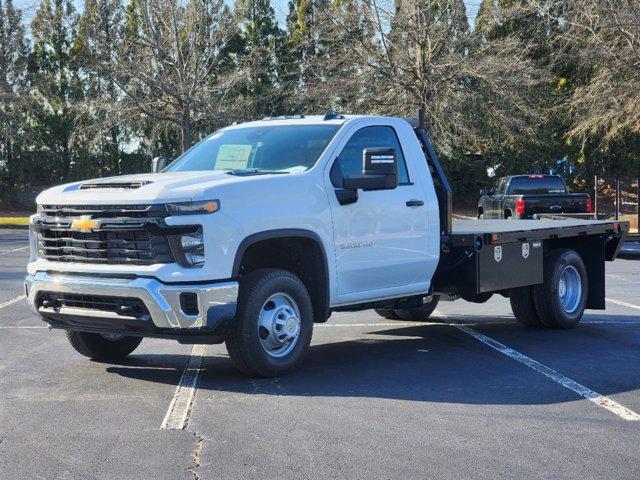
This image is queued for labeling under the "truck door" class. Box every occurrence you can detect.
[490,177,507,218]
[326,125,431,299]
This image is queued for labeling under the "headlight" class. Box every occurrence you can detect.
[166,200,219,215]
[170,228,205,268]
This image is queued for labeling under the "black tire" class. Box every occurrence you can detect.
[395,296,440,321]
[65,330,142,361]
[533,249,588,329]
[510,286,544,327]
[374,309,402,320]
[461,292,493,304]
[225,269,313,377]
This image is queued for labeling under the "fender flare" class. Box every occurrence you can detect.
[231,229,330,321]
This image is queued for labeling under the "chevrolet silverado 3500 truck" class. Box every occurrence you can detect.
[25,111,627,377]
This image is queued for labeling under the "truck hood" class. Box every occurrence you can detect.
[36,171,260,205]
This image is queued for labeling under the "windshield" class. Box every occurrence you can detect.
[508,176,567,195]
[165,125,341,173]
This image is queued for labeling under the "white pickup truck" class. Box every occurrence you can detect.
[25,111,627,376]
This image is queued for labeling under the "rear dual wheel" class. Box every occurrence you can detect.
[510,248,588,329]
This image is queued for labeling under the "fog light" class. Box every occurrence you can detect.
[180,229,204,267]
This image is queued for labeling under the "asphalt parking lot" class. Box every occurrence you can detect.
[1,228,639,479]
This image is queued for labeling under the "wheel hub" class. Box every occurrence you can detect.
[558,265,582,314]
[258,293,301,358]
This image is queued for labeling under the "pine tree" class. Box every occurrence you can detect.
[29,0,83,183]
[0,0,29,196]
[74,0,132,177]
[233,0,286,117]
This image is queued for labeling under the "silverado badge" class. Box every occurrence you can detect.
[71,216,100,233]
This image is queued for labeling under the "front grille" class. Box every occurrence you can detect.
[38,292,150,318]
[40,204,167,218]
[38,226,174,265]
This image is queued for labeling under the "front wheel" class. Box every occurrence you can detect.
[225,269,313,377]
[65,331,142,361]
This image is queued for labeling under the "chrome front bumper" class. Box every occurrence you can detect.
[25,272,238,331]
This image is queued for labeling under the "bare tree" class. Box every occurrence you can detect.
[115,0,237,152]
[315,0,548,156]
[553,0,640,146]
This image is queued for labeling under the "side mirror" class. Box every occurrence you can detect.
[343,148,399,191]
[480,187,489,196]
[151,156,167,173]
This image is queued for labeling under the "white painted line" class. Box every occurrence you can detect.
[318,322,438,328]
[452,324,640,421]
[0,246,29,256]
[606,298,640,312]
[161,344,207,430]
[583,320,640,325]
[0,326,47,329]
[0,295,25,310]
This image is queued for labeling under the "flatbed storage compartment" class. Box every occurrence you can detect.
[433,219,626,297]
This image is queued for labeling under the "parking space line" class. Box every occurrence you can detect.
[0,295,25,310]
[161,344,207,430]
[0,246,29,256]
[452,324,640,421]
[606,298,640,311]
[0,326,46,329]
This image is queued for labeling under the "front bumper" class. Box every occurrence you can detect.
[25,271,238,336]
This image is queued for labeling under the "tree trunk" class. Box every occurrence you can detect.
[181,110,192,152]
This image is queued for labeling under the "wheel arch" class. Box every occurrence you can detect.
[232,229,330,323]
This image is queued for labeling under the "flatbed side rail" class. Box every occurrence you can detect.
[449,220,627,249]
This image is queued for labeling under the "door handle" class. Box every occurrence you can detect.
[406,199,424,207]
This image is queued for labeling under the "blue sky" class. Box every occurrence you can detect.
[14,0,482,26]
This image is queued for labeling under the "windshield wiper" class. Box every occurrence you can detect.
[227,168,289,176]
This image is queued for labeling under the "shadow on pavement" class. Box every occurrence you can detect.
[107,321,640,406]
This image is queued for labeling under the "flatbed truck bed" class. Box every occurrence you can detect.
[434,218,626,306]
[449,218,625,246]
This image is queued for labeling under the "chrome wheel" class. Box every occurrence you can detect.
[558,265,582,314]
[258,292,301,358]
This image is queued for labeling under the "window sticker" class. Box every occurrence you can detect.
[215,144,253,170]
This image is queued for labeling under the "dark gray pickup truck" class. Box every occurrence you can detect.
[478,175,592,220]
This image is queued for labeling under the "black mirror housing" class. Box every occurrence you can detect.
[342,148,399,191]
[152,156,167,173]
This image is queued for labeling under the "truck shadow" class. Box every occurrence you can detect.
[107,318,640,406]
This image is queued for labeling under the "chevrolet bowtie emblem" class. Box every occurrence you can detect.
[71,216,100,233]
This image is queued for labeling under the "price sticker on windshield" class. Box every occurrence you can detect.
[216,144,253,170]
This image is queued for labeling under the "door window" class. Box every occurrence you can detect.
[331,126,410,186]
